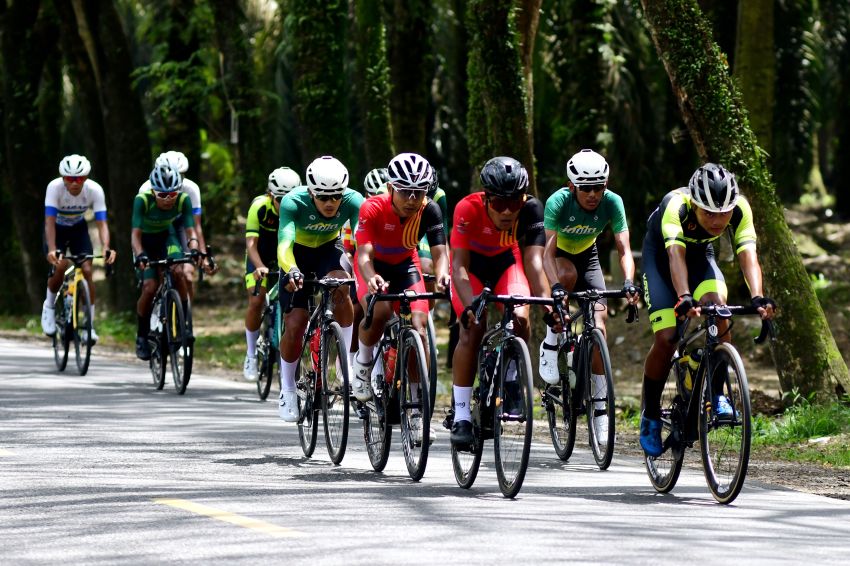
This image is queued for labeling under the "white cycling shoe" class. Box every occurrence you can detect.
[351,357,373,402]
[41,303,56,336]
[243,354,259,382]
[278,390,299,422]
[539,342,560,384]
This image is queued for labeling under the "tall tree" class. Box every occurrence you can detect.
[733,0,774,154]
[639,0,850,398]
[466,0,535,193]
[515,0,542,183]
[822,0,850,218]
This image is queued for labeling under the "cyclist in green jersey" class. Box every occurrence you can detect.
[132,163,200,360]
[276,156,364,422]
[242,167,301,381]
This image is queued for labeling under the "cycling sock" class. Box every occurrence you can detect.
[453,385,472,422]
[544,326,558,346]
[642,374,665,419]
[592,374,606,409]
[356,339,373,364]
[245,328,260,357]
[45,289,57,306]
[280,359,298,392]
[137,314,149,337]
[340,324,353,360]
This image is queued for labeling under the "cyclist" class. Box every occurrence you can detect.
[417,165,449,279]
[41,154,116,340]
[242,167,302,381]
[363,167,389,197]
[639,163,775,457]
[540,149,639,441]
[137,151,213,293]
[132,162,201,361]
[352,152,450,405]
[448,156,548,446]
[276,156,364,422]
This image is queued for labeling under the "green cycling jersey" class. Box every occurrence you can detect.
[131,191,194,233]
[544,187,628,254]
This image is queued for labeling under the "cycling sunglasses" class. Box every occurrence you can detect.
[63,176,86,183]
[154,191,178,200]
[487,195,525,213]
[394,187,427,201]
[315,194,343,202]
[577,183,606,194]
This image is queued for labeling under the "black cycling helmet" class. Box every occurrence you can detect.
[688,163,739,213]
[479,156,528,198]
[426,165,439,199]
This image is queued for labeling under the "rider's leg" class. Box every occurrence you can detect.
[279,307,308,391]
[328,269,355,361]
[245,285,266,355]
[451,314,486,424]
[137,279,158,338]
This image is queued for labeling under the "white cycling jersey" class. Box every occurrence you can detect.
[44,178,107,227]
[138,177,202,215]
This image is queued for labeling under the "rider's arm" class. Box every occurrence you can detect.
[276,197,299,273]
[183,180,206,253]
[667,245,690,297]
[95,220,113,261]
[613,231,636,282]
[738,248,764,298]
[245,198,266,271]
[451,247,475,308]
[523,245,549,298]
[131,194,146,256]
[131,227,143,257]
[660,193,690,297]
[607,191,635,282]
[520,197,549,297]
[421,200,449,283]
[356,242,378,283]
[44,181,61,261]
[543,230,559,287]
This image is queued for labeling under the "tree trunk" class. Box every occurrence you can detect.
[354,0,394,168]
[71,0,153,312]
[466,0,535,194]
[0,1,56,311]
[515,0,541,191]
[283,0,351,167]
[733,0,774,157]
[824,0,850,218]
[639,0,850,399]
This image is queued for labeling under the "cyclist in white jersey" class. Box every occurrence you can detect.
[41,154,116,340]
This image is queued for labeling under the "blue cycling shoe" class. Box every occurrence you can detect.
[639,414,663,457]
[714,395,735,420]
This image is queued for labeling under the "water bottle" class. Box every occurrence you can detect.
[150,299,162,332]
[384,346,398,383]
[684,348,702,392]
[310,327,321,371]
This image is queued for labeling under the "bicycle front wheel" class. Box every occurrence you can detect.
[584,328,615,470]
[645,365,684,493]
[297,327,319,458]
[363,353,392,472]
[53,294,69,372]
[399,329,431,481]
[256,308,276,401]
[426,313,438,419]
[699,343,751,504]
[166,290,191,394]
[73,280,93,376]
[322,322,350,465]
[546,343,577,460]
[494,337,534,498]
[450,379,483,489]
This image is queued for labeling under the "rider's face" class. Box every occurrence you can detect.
[63,176,87,196]
[311,192,343,218]
[694,207,733,236]
[391,185,426,218]
[570,182,606,211]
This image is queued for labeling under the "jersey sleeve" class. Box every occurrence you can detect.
[88,180,108,221]
[276,194,300,272]
[183,179,202,215]
[131,194,146,229]
[354,198,381,247]
[435,190,449,235]
[520,197,546,247]
[450,197,475,250]
[245,197,264,238]
[660,192,687,248]
[606,191,628,234]
[420,200,447,247]
[731,196,757,254]
[44,179,61,217]
[543,189,566,231]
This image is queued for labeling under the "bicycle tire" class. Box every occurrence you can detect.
[450,348,484,489]
[494,336,534,498]
[256,307,275,400]
[426,313,438,419]
[297,323,319,457]
[52,293,69,372]
[644,364,685,493]
[166,290,191,395]
[322,321,350,465]
[363,352,392,472]
[584,328,615,470]
[699,343,751,504]
[399,329,431,481]
[547,342,577,460]
[73,279,93,376]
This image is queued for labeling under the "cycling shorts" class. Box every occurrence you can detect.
[244,237,279,290]
[137,230,184,281]
[44,221,93,257]
[450,247,530,317]
[556,243,607,307]
[642,232,727,333]
[355,254,429,315]
[279,239,348,311]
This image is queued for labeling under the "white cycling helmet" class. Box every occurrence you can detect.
[566,149,609,186]
[59,154,91,177]
[159,150,189,174]
[150,162,182,193]
[688,163,739,213]
[268,167,301,197]
[387,152,431,190]
[363,168,389,196]
[306,156,349,196]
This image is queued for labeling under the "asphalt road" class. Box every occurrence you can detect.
[2,337,849,565]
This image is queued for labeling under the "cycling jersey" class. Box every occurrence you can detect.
[277,186,364,273]
[451,192,545,255]
[355,192,446,263]
[131,191,194,233]
[44,178,107,226]
[544,187,628,254]
[138,177,202,215]
[244,194,280,289]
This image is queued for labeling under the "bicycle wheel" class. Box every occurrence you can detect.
[398,329,430,481]
[546,343,577,460]
[322,321,350,465]
[296,326,319,457]
[450,353,484,489]
[150,331,167,390]
[363,352,392,472]
[699,343,751,504]
[493,337,534,498]
[644,365,685,493]
[52,293,69,372]
[73,280,93,376]
[584,328,615,470]
[426,313,438,419]
[166,290,191,395]
[256,308,275,400]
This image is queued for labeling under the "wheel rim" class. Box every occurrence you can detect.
[585,329,614,469]
[297,334,318,457]
[399,330,430,480]
[322,323,349,464]
[493,339,533,497]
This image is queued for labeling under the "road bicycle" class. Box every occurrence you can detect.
[51,253,111,376]
[543,288,639,470]
[253,272,281,401]
[645,303,774,504]
[445,288,554,498]
[359,286,448,481]
[292,276,355,465]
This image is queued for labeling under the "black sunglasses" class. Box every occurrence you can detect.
[315,194,343,202]
[577,184,606,193]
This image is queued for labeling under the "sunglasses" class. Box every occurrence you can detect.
[64,176,86,183]
[315,194,343,202]
[577,183,606,193]
[155,191,178,200]
[487,195,525,213]
[395,188,426,201]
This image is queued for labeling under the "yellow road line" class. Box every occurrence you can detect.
[153,498,304,538]
[0,449,13,456]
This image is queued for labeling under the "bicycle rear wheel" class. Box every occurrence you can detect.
[166,290,191,395]
[584,328,615,470]
[363,353,392,472]
[256,308,276,400]
[399,329,430,481]
[546,343,577,460]
[494,337,534,498]
[426,313,438,419]
[645,365,685,493]
[53,294,69,371]
[699,343,751,504]
[73,280,93,376]
[322,322,350,465]
[297,326,319,457]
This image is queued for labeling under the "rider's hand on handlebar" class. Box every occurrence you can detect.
[674,293,700,319]
[367,274,387,294]
[104,248,117,265]
[550,282,567,304]
[751,295,777,320]
[134,253,149,270]
[435,273,451,293]
[284,268,303,292]
[460,305,479,329]
[623,278,639,305]
[46,250,61,267]
[253,266,269,281]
